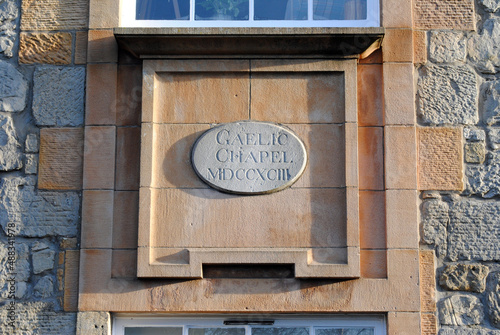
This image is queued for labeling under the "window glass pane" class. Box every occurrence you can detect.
[189,328,246,335]
[316,328,374,335]
[254,0,307,20]
[313,0,367,20]
[136,0,190,20]
[195,0,249,20]
[252,328,309,335]
[125,327,183,335]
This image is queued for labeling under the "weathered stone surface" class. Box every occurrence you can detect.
[480,0,500,12]
[440,328,500,335]
[469,18,500,74]
[21,0,89,30]
[64,250,79,311]
[0,242,30,290]
[0,0,18,57]
[422,198,449,258]
[440,263,490,293]
[0,302,76,335]
[0,60,27,112]
[422,312,438,335]
[39,128,84,190]
[418,127,463,191]
[32,249,55,274]
[466,152,500,197]
[0,114,23,171]
[488,272,500,329]
[418,65,478,125]
[489,128,500,149]
[464,127,486,142]
[34,275,54,298]
[422,197,500,261]
[16,281,28,299]
[19,32,72,65]
[60,237,78,250]
[483,81,500,126]
[420,251,437,312]
[429,31,466,63]
[25,133,39,153]
[74,31,88,64]
[449,199,500,261]
[33,67,85,127]
[0,176,80,237]
[25,154,38,174]
[76,311,110,335]
[479,0,500,13]
[414,0,475,30]
[465,143,486,164]
[439,295,484,326]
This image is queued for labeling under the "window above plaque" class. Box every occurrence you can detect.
[120,0,380,27]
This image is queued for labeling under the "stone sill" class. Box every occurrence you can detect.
[114,27,385,58]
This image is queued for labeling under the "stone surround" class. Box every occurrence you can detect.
[2,0,500,334]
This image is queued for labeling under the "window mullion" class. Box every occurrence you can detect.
[308,0,313,21]
[190,0,195,21]
[249,0,254,22]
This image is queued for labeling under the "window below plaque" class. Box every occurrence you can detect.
[113,316,386,335]
[120,0,380,27]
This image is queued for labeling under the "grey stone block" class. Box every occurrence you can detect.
[33,275,54,298]
[0,243,30,298]
[418,65,478,125]
[466,152,500,198]
[429,31,467,63]
[0,176,80,237]
[489,128,500,149]
[468,18,500,74]
[440,263,490,293]
[0,61,27,112]
[440,328,500,334]
[439,295,484,326]
[0,1,19,58]
[480,0,500,13]
[0,114,23,171]
[33,66,85,127]
[448,199,500,261]
[422,197,500,261]
[25,133,39,153]
[24,154,38,174]
[422,198,449,258]
[465,143,486,164]
[16,281,28,299]
[0,302,76,335]
[464,127,486,142]
[32,249,55,274]
[76,311,111,335]
[488,272,500,329]
[483,81,500,126]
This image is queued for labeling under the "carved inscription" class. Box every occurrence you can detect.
[191,121,307,194]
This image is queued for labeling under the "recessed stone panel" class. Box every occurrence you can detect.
[149,188,347,249]
[139,59,359,278]
[251,72,345,124]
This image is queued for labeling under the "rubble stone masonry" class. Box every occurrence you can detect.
[419,0,500,333]
[0,0,86,333]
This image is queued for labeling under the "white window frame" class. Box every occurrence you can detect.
[113,315,386,335]
[120,0,380,27]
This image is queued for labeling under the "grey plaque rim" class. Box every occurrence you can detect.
[191,121,308,195]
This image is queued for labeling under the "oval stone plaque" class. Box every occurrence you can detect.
[191,121,307,195]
